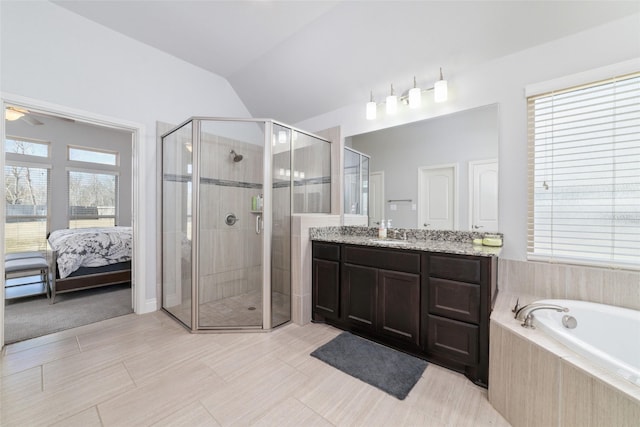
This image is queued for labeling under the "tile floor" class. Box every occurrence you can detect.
[1,311,510,426]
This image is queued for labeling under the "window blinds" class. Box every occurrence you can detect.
[527,72,640,269]
[4,164,51,252]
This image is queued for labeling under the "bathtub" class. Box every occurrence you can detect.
[532,299,640,386]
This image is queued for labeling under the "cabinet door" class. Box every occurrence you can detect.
[312,259,340,321]
[427,314,478,365]
[377,269,421,346]
[342,263,377,331]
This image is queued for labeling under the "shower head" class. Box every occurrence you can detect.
[230,150,243,162]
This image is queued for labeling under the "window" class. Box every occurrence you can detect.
[5,164,50,252]
[5,138,49,158]
[4,137,51,252]
[68,170,118,228]
[68,146,118,165]
[528,72,640,269]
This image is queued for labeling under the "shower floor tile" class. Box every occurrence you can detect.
[167,290,291,328]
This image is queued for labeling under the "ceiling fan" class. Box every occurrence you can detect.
[5,106,44,125]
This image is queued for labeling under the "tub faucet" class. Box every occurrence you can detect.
[512,301,569,329]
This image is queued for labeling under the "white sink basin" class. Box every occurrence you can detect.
[369,239,410,245]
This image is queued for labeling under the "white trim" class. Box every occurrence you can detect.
[524,58,640,97]
[468,158,499,232]
[1,93,149,348]
[65,166,120,176]
[143,298,158,313]
[5,159,52,169]
[368,170,385,227]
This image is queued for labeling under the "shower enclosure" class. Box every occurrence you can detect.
[161,118,331,331]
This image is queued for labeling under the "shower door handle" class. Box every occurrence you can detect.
[255,214,262,234]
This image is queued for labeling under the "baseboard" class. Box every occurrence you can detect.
[137,298,157,314]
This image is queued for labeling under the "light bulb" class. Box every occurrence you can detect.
[366,101,377,120]
[409,87,421,108]
[366,91,376,120]
[434,68,448,103]
[386,84,397,114]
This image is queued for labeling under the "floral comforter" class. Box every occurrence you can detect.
[48,227,132,278]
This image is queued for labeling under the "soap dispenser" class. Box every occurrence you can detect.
[378,219,387,238]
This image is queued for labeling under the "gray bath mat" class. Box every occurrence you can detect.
[310,331,427,400]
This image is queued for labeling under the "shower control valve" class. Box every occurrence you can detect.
[225,213,239,226]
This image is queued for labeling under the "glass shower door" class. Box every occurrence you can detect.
[196,120,265,329]
[161,122,193,328]
[271,124,291,328]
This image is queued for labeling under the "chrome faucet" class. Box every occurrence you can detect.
[512,299,569,329]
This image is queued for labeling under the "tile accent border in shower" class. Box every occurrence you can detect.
[163,174,263,189]
[201,177,263,189]
[165,174,330,189]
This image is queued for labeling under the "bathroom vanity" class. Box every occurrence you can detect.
[311,227,499,387]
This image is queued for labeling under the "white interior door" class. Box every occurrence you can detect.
[418,165,456,230]
[369,171,384,226]
[469,159,499,232]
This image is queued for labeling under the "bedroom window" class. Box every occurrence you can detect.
[68,146,118,166]
[5,137,49,158]
[68,170,118,228]
[4,137,51,252]
[4,164,51,252]
[527,71,640,269]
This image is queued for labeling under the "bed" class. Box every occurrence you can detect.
[47,226,132,303]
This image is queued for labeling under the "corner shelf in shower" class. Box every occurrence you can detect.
[250,210,263,214]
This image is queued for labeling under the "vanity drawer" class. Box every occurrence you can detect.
[344,245,420,274]
[429,254,481,283]
[313,242,341,261]
[427,314,478,365]
[428,278,480,323]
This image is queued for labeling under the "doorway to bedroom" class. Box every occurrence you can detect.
[3,105,135,344]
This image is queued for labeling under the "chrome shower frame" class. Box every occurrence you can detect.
[160,117,330,332]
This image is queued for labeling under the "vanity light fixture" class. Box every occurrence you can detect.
[365,68,449,119]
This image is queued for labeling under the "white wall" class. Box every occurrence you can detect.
[296,13,640,262]
[1,1,251,307]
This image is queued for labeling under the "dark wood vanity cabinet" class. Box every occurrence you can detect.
[312,242,341,322]
[312,240,497,387]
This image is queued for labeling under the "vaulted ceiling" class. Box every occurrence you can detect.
[52,1,639,123]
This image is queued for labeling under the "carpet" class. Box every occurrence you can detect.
[310,331,428,400]
[4,284,133,344]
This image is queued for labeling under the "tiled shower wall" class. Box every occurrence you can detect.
[498,258,640,311]
[198,134,264,304]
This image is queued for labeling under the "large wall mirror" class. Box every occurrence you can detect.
[345,103,499,231]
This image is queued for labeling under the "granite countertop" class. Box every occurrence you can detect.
[310,226,502,257]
